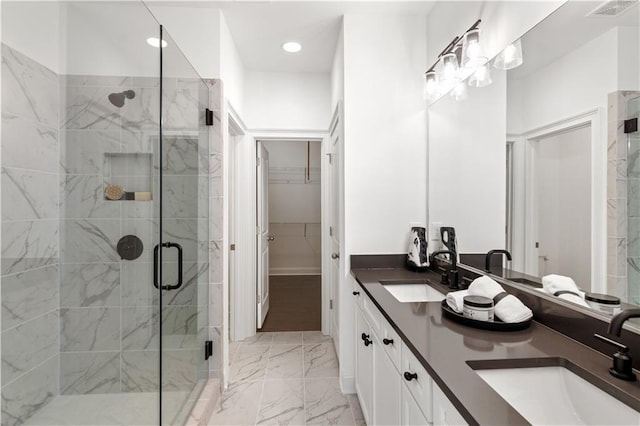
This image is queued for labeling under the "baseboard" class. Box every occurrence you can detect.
[269,267,321,275]
[340,375,356,394]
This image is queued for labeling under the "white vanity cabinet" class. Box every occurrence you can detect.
[355,305,374,423]
[433,384,467,426]
[353,286,467,426]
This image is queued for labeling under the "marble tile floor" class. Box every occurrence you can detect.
[22,391,190,425]
[208,331,365,426]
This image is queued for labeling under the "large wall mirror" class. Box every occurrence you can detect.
[429,0,639,313]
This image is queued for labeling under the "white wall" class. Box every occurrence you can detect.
[618,25,640,91]
[508,27,618,134]
[343,13,428,255]
[330,24,344,112]
[2,1,60,73]
[538,126,591,287]
[429,69,507,253]
[244,71,331,130]
[220,13,245,116]
[146,6,221,79]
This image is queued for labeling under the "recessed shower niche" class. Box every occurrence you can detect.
[103,152,153,200]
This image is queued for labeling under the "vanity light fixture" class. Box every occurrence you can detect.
[468,63,492,88]
[146,37,168,48]
[493,38,523,70]
[423,19,489,102]
[462,28,487,68]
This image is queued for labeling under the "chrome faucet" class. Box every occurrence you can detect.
[594,308,640,381]
[430,250,459,290]
[485,249,512,273]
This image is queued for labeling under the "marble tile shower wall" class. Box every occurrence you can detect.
[1,44,61,425]
[626,94,640,304]
[59,74,208,395]
[608,91,640,304]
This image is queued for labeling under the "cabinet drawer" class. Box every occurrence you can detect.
[401,381,430,426]
[401,342,432,423]
[379,317,401,371]
[361,293,383,337]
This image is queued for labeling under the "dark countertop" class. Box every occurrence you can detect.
[351,264,640,426]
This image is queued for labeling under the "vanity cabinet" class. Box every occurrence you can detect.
[354,286,466,425]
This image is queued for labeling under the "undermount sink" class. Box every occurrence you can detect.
[381,283,445,303]
[474,363,640,425]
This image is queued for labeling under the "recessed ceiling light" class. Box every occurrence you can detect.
[147,37,168,48]
[281,41,302,53]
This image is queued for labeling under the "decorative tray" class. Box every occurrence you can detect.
[440,300,532,332]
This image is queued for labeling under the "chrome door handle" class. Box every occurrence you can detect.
[331,252,340,259]
[267,236,275,242]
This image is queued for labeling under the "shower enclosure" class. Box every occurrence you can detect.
[628,94,640,305]
[1,1,215,424]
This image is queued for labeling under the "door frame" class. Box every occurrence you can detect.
[517,108,605,292]
[232,129,330,342]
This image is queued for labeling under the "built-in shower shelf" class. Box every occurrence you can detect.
[103,152,153,201]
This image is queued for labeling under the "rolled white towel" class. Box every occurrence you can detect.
[468,276,533,323]
[446,290,469,313]
[541,274,590,308]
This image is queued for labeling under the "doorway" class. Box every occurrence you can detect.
[534,125,592,286]
[257,140,323,332]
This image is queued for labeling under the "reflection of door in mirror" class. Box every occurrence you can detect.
[535,126,591,288]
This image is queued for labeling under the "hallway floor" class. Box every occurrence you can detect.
[260,276,321,332]
[207,331,364,425]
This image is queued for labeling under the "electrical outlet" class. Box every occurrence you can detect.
[429,222,443,252]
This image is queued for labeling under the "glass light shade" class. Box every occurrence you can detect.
[493,39,523,70]
[424,70,440,100]
[467,64,492,88]
[462,29,487,68]
[441,53,460,85]
[450,81,468,101]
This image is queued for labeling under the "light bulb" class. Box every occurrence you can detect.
[493,39,523,70]
[441,53,459,84]
[462,29,487,68]
[468,64,492,88]
[451,81,468,101]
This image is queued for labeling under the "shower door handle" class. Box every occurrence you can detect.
[153,242,184,290]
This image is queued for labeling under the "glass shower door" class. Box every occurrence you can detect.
[157,27,210,425]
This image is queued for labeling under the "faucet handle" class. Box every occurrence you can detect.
[594,334,637,381]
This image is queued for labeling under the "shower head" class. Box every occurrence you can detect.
[108,90,136,108]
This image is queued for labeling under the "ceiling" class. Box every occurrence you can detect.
[509,0,639,79]
[151,1,436,73]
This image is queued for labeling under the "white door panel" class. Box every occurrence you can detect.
[257,142,270,329]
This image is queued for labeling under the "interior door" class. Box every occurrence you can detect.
[257,142,270,328]
[329,105,342,348]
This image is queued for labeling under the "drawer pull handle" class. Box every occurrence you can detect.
[364,337,372,346]
[404,371,418,381]
[361,333,369,341]
[353,291,360,296]
[383,338,394,345]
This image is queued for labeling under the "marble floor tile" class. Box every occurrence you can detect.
[266,345,303,380]
[272,332,303,345]
[302,331,332,344]
[208,380,263,426]
[244,332,274,346]
[303,343,339,378]
[304,378,354,426]
[229,341,241,363]
[256,379,304,425]
[229,345,270,383]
